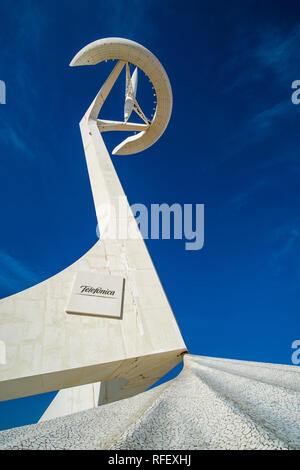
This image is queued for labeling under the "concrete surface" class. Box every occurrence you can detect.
[1,354,299,450]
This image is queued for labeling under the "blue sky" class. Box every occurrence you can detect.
[0,0,300,430]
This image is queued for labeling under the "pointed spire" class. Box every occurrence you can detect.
[124,65,138,122]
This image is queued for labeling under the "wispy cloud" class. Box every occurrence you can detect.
[251,99,290,130]
[229,177,269,209]
[268,222,300,276]
[222,24,300,95]
[0,1,50,164]
[0,120,35,160]
[254,25,300,78]
[209,97,294,174]
[207,23,300,175]
[0,250,38,295]
[95,0,170,42]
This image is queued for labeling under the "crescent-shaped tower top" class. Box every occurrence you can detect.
[70,37,173,155]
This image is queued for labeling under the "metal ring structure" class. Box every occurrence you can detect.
[70,37,173,155]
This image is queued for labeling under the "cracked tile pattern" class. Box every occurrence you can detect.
[0,354,299,450]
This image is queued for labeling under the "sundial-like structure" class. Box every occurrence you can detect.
[70,37,173,155]
[0,38,299,449]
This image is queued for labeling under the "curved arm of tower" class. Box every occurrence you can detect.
[1,354,299,450]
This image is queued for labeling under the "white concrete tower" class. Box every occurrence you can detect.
[0,39,299,450]
[0,38,187,420]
